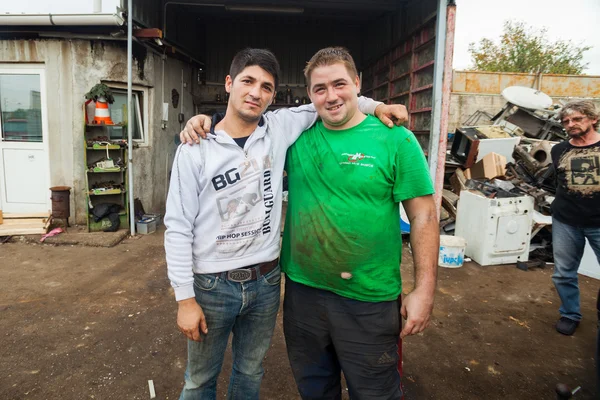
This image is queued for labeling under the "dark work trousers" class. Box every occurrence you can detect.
[283,277,402,400]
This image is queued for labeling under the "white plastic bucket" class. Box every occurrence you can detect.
[438,235,467,268]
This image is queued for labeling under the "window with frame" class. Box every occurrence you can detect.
[0,74,43,143]
[104,85,148,144]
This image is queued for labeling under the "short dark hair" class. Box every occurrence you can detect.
[304,47,358,88]
[558,100,599,131]
[229,48,280,89]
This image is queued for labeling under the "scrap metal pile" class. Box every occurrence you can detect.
[441,86,567,264]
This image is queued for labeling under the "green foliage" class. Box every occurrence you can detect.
[10,108,28,119]
[468,21,591,75]
[84,83,115,104]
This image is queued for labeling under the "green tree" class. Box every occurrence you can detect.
[468,21,591,75]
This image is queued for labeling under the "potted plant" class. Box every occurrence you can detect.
[85,83,115,124]
[85,83,115,104]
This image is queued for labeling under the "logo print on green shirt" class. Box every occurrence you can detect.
[340,152,376,167]
[347,152,365,162]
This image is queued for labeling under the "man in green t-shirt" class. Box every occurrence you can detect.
[281,47,438,399]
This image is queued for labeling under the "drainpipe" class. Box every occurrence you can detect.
[127,0,135,236]
[428,0,456,217]
[434,1,456,217]
[93,0,102,13]
[0,13,124,26]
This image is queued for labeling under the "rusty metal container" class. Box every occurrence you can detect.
[50,186,71,220]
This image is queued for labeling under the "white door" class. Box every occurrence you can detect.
[0,65,50,214]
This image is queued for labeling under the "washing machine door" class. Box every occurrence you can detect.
[493,215,530,254]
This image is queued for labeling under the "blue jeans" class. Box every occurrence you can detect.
[180,265,281,400]
[552,218,600,321]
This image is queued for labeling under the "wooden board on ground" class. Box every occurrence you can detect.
[3,212,50,219]
[0,213,50,236]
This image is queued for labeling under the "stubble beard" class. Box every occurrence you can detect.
[568,130,585,139]
[236,108,263,124]
[567,126,593,139]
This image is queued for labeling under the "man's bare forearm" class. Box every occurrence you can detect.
[408,210,439,295]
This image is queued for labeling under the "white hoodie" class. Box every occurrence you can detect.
[164,99,380,301]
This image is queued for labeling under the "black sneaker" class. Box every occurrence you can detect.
[555,317,580,335]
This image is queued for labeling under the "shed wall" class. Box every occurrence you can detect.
[0,39,198,223]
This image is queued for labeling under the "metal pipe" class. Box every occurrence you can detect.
[433,2,456,218]
[428,0,448,216]
[0,13,125,26]
[93,0,102,14]
[127,0,135,236]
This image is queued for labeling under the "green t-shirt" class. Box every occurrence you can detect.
[281,115,434,302]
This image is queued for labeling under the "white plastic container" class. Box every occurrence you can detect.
[439,235,467,268]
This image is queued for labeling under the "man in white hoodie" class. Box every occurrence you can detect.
[165,48,405,399]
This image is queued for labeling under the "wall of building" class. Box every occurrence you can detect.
[0,39,198,224]
[449,70,600,132]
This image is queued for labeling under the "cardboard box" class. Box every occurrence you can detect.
[469,152,507,180]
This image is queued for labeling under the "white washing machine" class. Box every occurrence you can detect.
[455,190,534,266]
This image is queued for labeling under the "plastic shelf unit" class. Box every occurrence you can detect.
[83,103,130,232]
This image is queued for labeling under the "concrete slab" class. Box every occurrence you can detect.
[8,226,129,248]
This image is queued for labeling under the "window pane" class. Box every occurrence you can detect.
[109,91,142,140]
[0,74,43,142]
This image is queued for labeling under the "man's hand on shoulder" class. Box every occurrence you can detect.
[400,287,434,338]
[374,104,408,128]
[180,114,212,145]
[177,297,209,341]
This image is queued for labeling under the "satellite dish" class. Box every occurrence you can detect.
[501,86,553,110]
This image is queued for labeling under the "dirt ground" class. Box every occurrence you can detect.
[0,227,598,400]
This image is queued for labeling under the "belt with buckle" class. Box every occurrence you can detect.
[226,258,279,283]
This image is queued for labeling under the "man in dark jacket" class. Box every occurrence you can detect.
[550,100,600,336]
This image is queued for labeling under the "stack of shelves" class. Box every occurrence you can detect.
[409,21,436,135]
[83,105,129,232]
[361,19,437,140]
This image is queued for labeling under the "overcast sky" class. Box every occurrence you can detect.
[454,0,600,75]
[3,0,600,75]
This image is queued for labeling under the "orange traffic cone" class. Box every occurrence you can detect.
[94,97,114,124]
